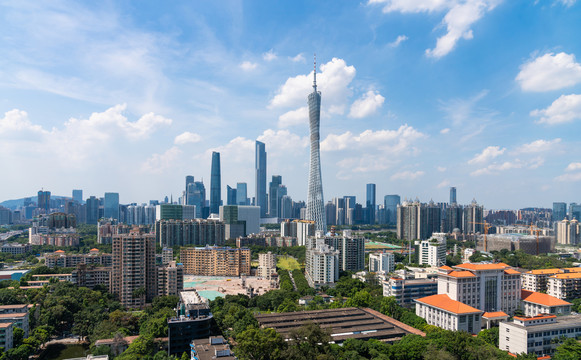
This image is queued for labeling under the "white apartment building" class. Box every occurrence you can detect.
[417,233,447,267]
[521,267,581,294]
[415,294,483,334]
[0,322,13,350]
[547,272,581,300]
[520,289,571,317]
[257,252,277,279]
[499,314,581,357]
[369,252,395,273]
[384,277,437,307]
[305,243,339,288]
[556,218,580,245]
[437,263,521,315]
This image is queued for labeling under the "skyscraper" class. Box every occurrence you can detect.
[37,190,51,214]
[255,141,267,217]
[86,196,99,225]
[384,195,400,225]
[185,175,195,205]
[226,185,237,205]
[236,182,248,205]
[553,202,567,222]
[306,59,326,233]
[104,192,119,220]
[210,152,221,215]
[269,175,282,218]
[366,183,376,224]
[72,189,83,203]
[450,187,457,205]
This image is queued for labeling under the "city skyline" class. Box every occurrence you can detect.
[1,2,581,209]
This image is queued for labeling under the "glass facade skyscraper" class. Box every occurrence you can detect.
[104,192,120,220]
[236,182,247,205]
[450,187,457,205]
[255,141,267,217]
[384,195,400,225]
[306,59,326,232]
[269,175,282,218]
[366,183,376,224]
[553,202,567,222]
[210,152,221,215]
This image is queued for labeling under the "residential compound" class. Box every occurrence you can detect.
[521,267,581,299]
[256,252,276,279]
[305,242,339,288]
[154,219,225,247]
[45,249,112,268]
[180,246,250,276]
[555,218,580,245]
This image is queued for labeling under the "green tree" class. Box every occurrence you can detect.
[553,337,581,360]
[12,328,24,348]
[477,327,499,347]
[235,327,287,360]
[283,323,333,360]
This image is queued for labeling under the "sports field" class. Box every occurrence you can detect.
[277,256,301,270]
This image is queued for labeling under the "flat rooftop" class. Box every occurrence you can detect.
[255,307,424,344]
[508,314,581,331]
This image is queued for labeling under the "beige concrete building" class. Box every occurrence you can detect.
[158,261,184,297]
[556,218,580,245]
[415,294,483,334]
[547,272,581,300]
[520,289,571,316]
[180,246,250,276]
[257,252,276,279]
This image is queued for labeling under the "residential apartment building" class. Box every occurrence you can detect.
[157,261,184,297]
[383,277,437,307]
[257,252,276,279]
[320,231,365,272]
[0,243,30,255]
[437,263,521,315]
[0,313,28,337]
[0,322,13,350]
[415,294,483,334]
[281,220,315,246]
[71,264,111,290]
[155,219,225,247]
[305,242,339,288]
[547,272,581,300]
[45,249,112,268]
[110,229,157,308]
[556,218,580,245]
[180,246,250,276]
[417,233,447,267]
[499,314,581,357]
[369,252,395,273]
[520,289,571,317]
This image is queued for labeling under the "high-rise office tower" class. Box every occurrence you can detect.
[269,175,282,218]
[450,187,457,205]
[72,189,83,203]
[366,184,376,224]
[306,58,326,233]
[384,195,400,225]
[226,185,237,205]
[86,196,99,224]
[37,190,51,213]
[570,203,581,221]
[255,141,267,217]
[463,199,484,234]
[185,175,195,204]
[210,152,221,215]
[236,182,248,205]
[553,202,567,222]
[104,192,120,220]
[111,228,157,307]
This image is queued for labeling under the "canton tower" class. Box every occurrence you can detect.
[306,56,327,233]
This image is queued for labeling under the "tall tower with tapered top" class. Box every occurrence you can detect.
[306,55,327,233]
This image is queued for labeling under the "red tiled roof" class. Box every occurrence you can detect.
[513,314,556,322]
[415,294,482,315]
[521,290,571,307]
[504,269,521,275]
[439,265,453,271]
[482,311,509,319]
[447,271,476,278]
[456,262,510,270]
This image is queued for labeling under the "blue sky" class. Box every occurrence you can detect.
[1,0,581,209]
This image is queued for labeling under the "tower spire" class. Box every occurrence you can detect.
[313,53,317,90]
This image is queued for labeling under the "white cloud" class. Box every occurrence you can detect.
[321,125,426,153]
[141,146,181,174]
[263,49,277,62]
[471,161,522,176]
[516,52,581,92]
[557,0,577,7]
[370,0,501,59]
[257,129,309,154]
[555,172,581,182]
[437,166,447,172]
[440,128,450,134]
[269,57,356,112]
[278,107,308,128]
[391,170,425,180]
[349,91,385,118]
[174,131,201,145]
[437,180,450,188]
[513,138,561,154]
[290,53,306,63]
[0,109,44,134]
[531,94,581,125]
[239,61,258,71]
[388,35,408,47]
[566,162,581,172]
[468,145,505,164]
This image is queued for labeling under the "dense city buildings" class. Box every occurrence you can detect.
[255,141,267,218]
[155,219,225,247]
[556,218,580,245]
[306,61,326,233]
[396,200,441,241]
[180,246,251,276]
[167,290,213,356]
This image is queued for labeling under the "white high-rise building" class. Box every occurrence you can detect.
[556,218,580,245]
[418,233,447,267]
[369,252,395,273]
[305,241,339,288]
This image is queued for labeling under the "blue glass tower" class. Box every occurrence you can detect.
[366,183,376,224]
[210,152,221,215]
[255,141,267,217]
[306,57,326,232]
[104,192,120,220]
[236,182,248,205]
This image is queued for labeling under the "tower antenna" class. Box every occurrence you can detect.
[313,53,317,90]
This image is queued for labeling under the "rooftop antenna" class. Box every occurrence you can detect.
[313,53,317,90]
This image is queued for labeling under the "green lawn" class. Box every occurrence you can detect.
[277,256,301,271]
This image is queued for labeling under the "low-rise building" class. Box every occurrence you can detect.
[168,291,213,356]
[383,277,438,308]
[0,312,28,337]
[547,272,581,300]
[499,314,581,357]
[191,336,235,360]
[415,294,483,334]
[520,289,571,316]
[0,243,31,255]
[0,322,14,350]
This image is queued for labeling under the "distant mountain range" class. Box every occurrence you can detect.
[0,195,70,210]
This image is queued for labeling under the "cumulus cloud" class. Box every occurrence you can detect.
[516,52,581,92]
[239,61,258,71]
[440,128,450,134]
[388,35,408,47]
[141,146,181,174]
[530,94,581,125]
[513,138,561,154]
[566,162,581,172]
[263,50,277,61]
[257,129,309,154]
[437,166,447,172]
[278,107,308,127]
[321,125,426,153]
[290,53,306,62]
[174,131,201,145]
[0,109,44,134]
[349,91,385,118]
[390,170,425,181]
[555,172,581,182]
[269,57,356,112]
[470,161,522,176]
[369,0,501,58]
[468,145,505,164]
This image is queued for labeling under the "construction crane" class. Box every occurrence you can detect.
[526,222,542,256]
[470,221,492,252]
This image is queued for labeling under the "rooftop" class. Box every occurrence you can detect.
[446,271,476,278]
[521,289,571,307]
[504,269,521,275]
[551,273,581,280]
[455,262,510,271]
[482,311,509,319]
[507,315,581,331]
[415,294,482,315]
